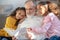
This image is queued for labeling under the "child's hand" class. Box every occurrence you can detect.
[12,36,18,40]
[26,28,32,32]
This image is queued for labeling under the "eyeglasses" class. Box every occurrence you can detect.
[26,8,36,10]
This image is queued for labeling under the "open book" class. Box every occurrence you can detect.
[14,27,36,39]
[14,27,28,39]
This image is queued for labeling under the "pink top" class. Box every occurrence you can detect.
[31,13,60,38]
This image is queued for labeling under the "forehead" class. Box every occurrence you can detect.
[16,10,25,12]
[37,5,44,9]
[49,3,57,9]
[37,4,48,8]
[25,1,35,8]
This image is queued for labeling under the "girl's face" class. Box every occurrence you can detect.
[51,8,59,15]
[16,10,26,19]
[37,4,48,16]
[49,3,59,15]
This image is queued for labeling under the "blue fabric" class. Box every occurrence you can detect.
[50,35,59,40]
[0,36,12,40]
[44,38,49,40]
[57,37,60,40]
[2,38,8,40]
[0,37,1,40]
[44,35,60,40]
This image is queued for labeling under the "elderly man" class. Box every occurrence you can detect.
[16,0,45,40]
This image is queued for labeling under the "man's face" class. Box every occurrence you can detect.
[25,1,36,16]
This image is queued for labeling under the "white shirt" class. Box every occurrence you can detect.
[16,16,44,39]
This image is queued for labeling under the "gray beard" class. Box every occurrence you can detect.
[26,13,35,18]
[27,15,34,18]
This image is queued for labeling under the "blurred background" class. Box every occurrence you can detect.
[0,0,60,29]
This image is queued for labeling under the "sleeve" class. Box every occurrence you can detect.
[31,16,52,34]
[5,17,17,30]
[5,17,13,27]
[4,17,17,36]
[4,24,21,36]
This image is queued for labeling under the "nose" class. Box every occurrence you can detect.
[21,15,25,17]
[27,10,30,13]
